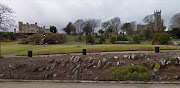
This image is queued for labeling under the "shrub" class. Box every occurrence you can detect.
[152,33,170,45]
[2,39,12,42]
[117,35,128,41]
[29,34,43,44]
[73,36,82,42]
[0,32,16,41]
[19,33,66,44]
[170,28,180,39]
[157,33,170,44]
[44,33,66,44]
[110,37,116,44]
[18,38,30,44]
[155,63,160,70]
[133,36,140,44]
[115,41,135,44]
[86,33,94,44]
[99,37,106,44]
[111,65,151,81]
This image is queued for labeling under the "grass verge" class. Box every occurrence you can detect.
[1,42,42,55]
[16,44,180,56]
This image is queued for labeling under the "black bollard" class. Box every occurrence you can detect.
[28,50,32,57]
[82,49,86,55]
[155,47,160,53]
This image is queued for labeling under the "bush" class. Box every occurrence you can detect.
[19,33,66,44]
[30,34,43,44]
[44,33,66,44]
[117,35,128,41]
[0,32,16,42]
[86,33,94,44]
[73,36,82,42]
[110,37,116,44]
[152,33,160,45]
[157,33,170,44]
[99,37,106,44]
[152,33,170,45]
[18,38,30,44]
[170,28,180,39]
[2,39,12,42]
[155,63,160,70]
[115,41,135,44]
[133,36,140,44]
[111,65,151,81]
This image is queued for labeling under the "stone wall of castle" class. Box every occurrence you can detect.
[154,10,164,32]
[18,21,50,33]
[137,10,164,33]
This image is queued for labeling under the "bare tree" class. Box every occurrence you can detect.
[143,14,155,24]
[170,13,180,29]
[85,19,99,33]
[102,21,111,31]
[121,23,131,34]
[96,19,102,32]
[130,21,136,31]
[74,19,85,35]
[110,17,121,35]
[0,3,15,31]
[102,21,111,37]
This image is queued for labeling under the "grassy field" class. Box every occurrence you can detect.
[141,41,152,45]
[1,42,42,55]
[2,35,180,56]
[173,41,180,43]
[16,44,180,56]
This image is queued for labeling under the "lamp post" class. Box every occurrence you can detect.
[43,34,46,47]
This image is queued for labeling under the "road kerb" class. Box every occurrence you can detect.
[0,79,180,84]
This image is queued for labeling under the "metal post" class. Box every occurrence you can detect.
[0,33,1,58]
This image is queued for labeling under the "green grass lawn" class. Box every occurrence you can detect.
[141,41,152,45]
[64,35,111,45]
[3,35,180,56]
[1,42,42,55]
[173,41,180,43]
[16,44,180,56]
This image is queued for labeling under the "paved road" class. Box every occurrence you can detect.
[0,82,180,88]
[3,49,180,58]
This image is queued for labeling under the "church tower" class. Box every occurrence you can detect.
[154,10,164,32]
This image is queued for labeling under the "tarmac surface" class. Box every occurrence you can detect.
[0,82,180,88]
[2,49,180,58]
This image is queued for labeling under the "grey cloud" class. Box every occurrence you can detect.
[1,0,180,32]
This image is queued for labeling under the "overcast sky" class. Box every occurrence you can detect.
[1,0,180,32]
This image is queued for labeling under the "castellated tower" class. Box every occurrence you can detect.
[137,10,165,33]
[154,10,164,32]
[18,21,23,33]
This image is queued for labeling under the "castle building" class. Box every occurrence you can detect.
[18,21,50,33]
[137,10,164,33]
[154,10,164,32]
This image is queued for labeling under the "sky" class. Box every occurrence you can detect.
[1,0,180,32]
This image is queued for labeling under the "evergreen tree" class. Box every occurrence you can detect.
[63,22,76,35]
[50,26,57,33]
